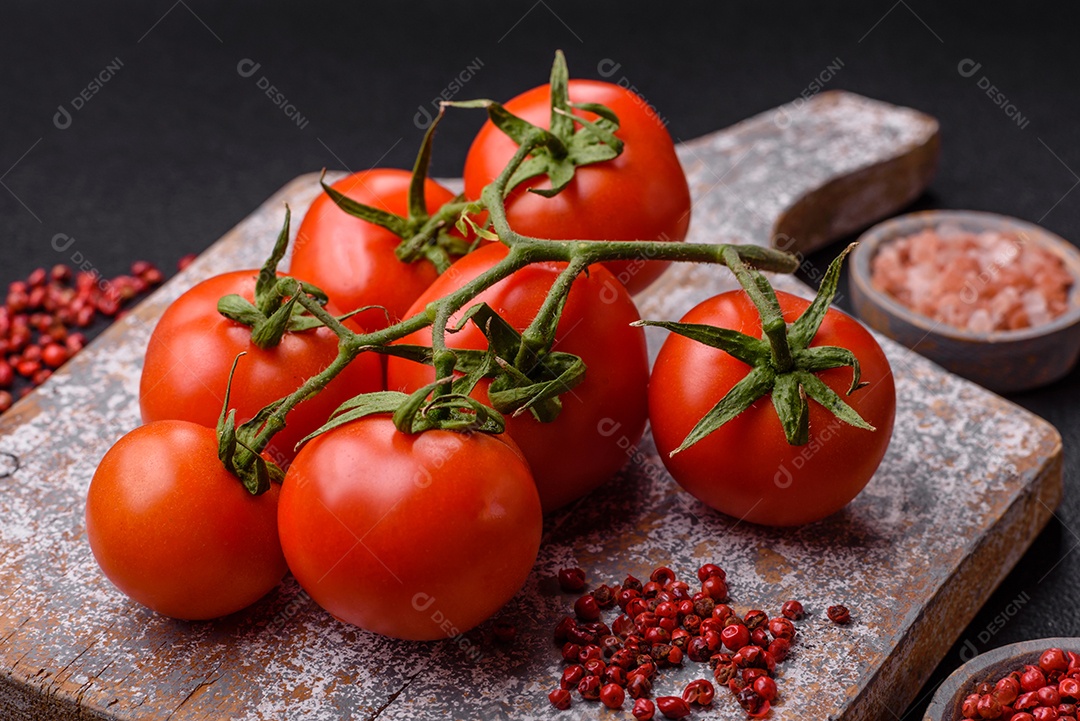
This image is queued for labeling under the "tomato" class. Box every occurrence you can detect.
[278,417,541,640]
[463,79,691,294]
[290,169,461,330]
[139,270,382,464]
[85,421,287,620]
[385,243,649,512]
[649,291,896,527]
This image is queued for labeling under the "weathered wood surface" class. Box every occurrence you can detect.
[0,91,1061,720]
[675,89,940,258]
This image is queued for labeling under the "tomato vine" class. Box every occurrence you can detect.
[221,52,802,492]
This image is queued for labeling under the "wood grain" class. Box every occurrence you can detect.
[0,92,1060,720]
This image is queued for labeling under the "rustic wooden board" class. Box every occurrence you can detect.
[0,91,1061,721]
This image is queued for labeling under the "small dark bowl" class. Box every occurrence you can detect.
[850,210,1080,393]
[923,637,1080,720]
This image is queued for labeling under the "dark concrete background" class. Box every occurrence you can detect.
[2,1,1078,716]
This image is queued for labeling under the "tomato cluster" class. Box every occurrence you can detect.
[84,55,894,649]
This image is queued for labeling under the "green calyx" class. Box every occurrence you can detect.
[448,50,624,198]
[298,385,506,448]
[637,244,874,455]
[217,206,354,350]
[433,302,586,422]
[317,110,473,274]
[302,300,588,446]
[215,354,285,495]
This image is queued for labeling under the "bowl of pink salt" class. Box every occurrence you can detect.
[850,210,1080,392]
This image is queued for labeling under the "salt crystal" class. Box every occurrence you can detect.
[990,286,1020,322]
[907,271,935,310]
[910,231,939,265]
[936,223,965,239]
[1022,290,1050,327]
[968,308,994,333]
[869,225,1074,332]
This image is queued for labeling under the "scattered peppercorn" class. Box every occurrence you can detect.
[574,594,601,622]
[827,604,851,625]
[627,698,653,720]
[701,575,729,601]
[721,623,750,652]
[548,688,572,710]
[558,567,587,593]
[781,599,805,620]
[577,674,601,701]
[0,261,166,410]
[682,678,715,706]
[753,675,778,702]
[599,682,625,709]
[546,563,803,719]
[656,696,691,719]
[768,617,796,641]
[592,584,615,609]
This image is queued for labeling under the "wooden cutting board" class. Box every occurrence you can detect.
[0,91,1062,721]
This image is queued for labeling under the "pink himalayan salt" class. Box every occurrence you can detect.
[870,223,1074,332]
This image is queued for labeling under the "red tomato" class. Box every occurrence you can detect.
[290,169,460,330]
[386,243,649,512]
[278,417,541,640]
[139,270,382,464]
[463,79,691,294]
[649,291,896,527]
[86,421,287,620]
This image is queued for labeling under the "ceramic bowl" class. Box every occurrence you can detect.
[850,210,1080,393]
[923,637,1080,720]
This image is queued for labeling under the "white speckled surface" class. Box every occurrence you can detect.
[0,92,1060,720]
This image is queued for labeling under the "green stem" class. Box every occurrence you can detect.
[722,246,794,373]
[428,304,455,412]
[240,240,793,466]
[295,286,353,338]
[231,128,800,477]
[396,199,473,270]
[516,255,588,369]
[406,106,442,222]
[241,248,533,454]
[488,132,544,208]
